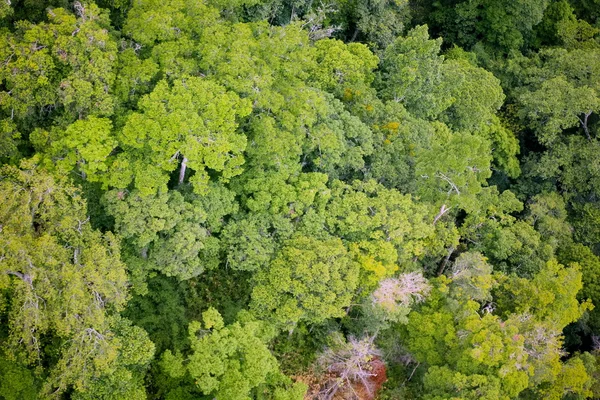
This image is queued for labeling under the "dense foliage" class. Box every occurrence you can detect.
[1,0,599,398]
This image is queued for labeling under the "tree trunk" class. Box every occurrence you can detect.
[437,247,455,276]
[433,204,450,225]
[77,159,87,180]
[579,111,592,140]
[178,156,188,185]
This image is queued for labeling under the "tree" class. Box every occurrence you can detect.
[325,0,411,47]
[316,335,383,399]
[440,57,505,133]
[309,39,379,101]
[47,316,154,399]
[369,271,431,326]
[418,0,550,51]
[112,48,159,109]
[109,77,252,195]
[399,274,530,399]
[0,0,11,20]
[377,25,505,131]
[459,187,553,276]
[519,76,600,145]
[161,308,306,399]
[33,117,116,181]
[250,235,359,330]
[0,355,39,400]
[0,4,118,124]
[377,26,453,120]
[496,259,591,329]
[0,3,119,169]
[234,170,330,218]
[449,252,495,302]
[395,256,593,399]
[414,124,492,212]
[326,179,445,268]
[522,135,600,254]
[526,191,572,249]
[123,275,190,354]
[0,162,154,398]
[557,243,600,330]
[364,101,434,191]
[123,0,218,48]
[104,186,236,280]
[533,0,599,48]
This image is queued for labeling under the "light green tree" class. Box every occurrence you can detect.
[0,162,154,398]
[105,185,237,280]
[415,124,492,212]
[161,308,306,399]
[519,76,600,145]
[251,235,359,330]
[398,255,593,399]
[377,26,454,119]
[108,77,251,195]
[32,117,116,181]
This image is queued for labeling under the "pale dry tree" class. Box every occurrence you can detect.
[317,335,382,400]
[300,2,341,41]
[371,271,431,312]
[592,335,600,352]
[523,324,565,361]
[449,252,494,301]
[519,322,567,383]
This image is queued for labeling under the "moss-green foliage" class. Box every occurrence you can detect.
[1,0,599,398]
[0,163,154,398]
[250,235,359,329]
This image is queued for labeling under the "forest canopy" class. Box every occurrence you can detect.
[1,0,600,398]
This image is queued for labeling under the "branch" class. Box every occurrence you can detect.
[577,111,593,140]
[76,217,89,234]
[433,204,451,225]
[407,362,420,382]
[437,247,455,276]
[6,270,33,287]
[436,172,460,195]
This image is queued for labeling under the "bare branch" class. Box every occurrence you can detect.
[372,272,431,311]
[433,204,451,225]
[317,336,383,399]
[436,172,460,195]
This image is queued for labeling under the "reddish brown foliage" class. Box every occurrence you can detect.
[369,358,387,396]
[352,357,387,400]
[299,356,387,400]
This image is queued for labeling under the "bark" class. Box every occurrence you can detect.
[437,247,455,276]
[178,156,188,185]
[433,204,450,225]
[6,270,33,287]
[578,111,593,140]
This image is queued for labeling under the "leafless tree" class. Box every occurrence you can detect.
[317,335,382,400]
[523,324,565,361]
[300,2,341,41]
[372,272,431,312]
